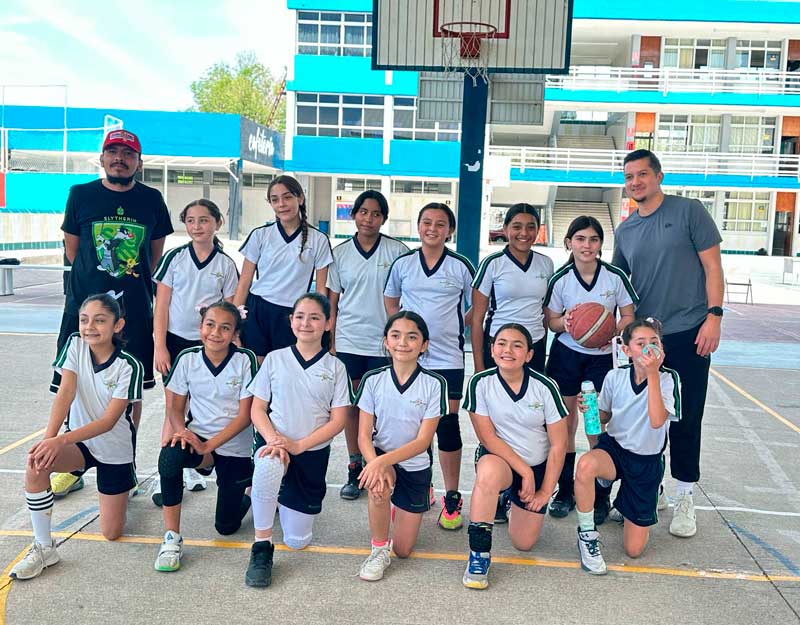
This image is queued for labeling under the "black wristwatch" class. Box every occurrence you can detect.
[708,306,724,317]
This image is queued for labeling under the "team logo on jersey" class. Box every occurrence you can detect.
[318,371,334,382]
[211,271,225,280]
[601,290,615,299]
[104,379,119,391]
[226,377,242,389]
[536,273,549,280]
[411,398,427,408]
[377,261,392,270]
[528,401,544,411]
[93,221,145,279]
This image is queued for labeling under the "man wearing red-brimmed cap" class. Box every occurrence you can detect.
[48,129,173,498]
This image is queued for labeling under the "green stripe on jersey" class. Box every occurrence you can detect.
[383,249,417,290]
[445,248,476,276]
[153,244,188,282]
[163,346,203,387]
[601,261,639,305]
[237,347,258,377]
[119,351,143,400]
[53,332,80,368]
[528,368,569,417]
[462,367,497,412]
[660,366,682,422]
[472,251,504,290]
[421,368,449,415]
[352,364,391,404]
[543,262,573,307]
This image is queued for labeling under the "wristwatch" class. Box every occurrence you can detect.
[707,306,723,317]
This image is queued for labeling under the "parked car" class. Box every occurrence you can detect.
[488,227,507,243]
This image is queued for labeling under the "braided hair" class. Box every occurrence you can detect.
[181,198,224,250]
[268,175,308,260]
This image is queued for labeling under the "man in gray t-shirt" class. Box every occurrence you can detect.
[612,150,724,540]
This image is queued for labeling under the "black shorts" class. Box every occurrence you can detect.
[594,432,664,527]
[475,444,547,514]
[240,294,295,357]
[336,352,389,383]
[376,448,431,514]
[545,338,613,397]
[430,368,465,401]
[166,332,202,365]
[51,310,155,392]
[277,445,331,516]
[72,442,137,496]
[484,333,546,374]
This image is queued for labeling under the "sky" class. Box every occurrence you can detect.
[0,0,294,111]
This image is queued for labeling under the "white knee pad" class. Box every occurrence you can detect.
[251,452,285,532]
[278,506,315,550]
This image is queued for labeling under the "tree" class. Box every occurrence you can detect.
[190,51,285,131]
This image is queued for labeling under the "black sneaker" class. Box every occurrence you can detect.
[494,491,510,524]
[594,496,611,526]
[339,462,363,500]
[548,490,575,518]
[245,541,274,588]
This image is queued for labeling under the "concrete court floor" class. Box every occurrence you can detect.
[0,277,798,624]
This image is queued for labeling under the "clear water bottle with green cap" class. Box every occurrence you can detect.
[581,381,602,436]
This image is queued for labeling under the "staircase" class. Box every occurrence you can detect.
[556,135,616,151]
[551,201,615,252]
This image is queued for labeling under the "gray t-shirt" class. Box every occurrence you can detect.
[612,195,722,335]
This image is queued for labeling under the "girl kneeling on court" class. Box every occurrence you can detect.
[356,311,447,582]
[154,300,257,572]
[245,293,350,588]
[10,293,142,581]
[574,318,680,575]
[462,323,568,590]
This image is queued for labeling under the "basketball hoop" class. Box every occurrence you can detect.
[440,21,496,85]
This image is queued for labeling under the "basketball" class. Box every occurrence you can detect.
[569,302,616,349]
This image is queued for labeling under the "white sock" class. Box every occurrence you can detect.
[26,489,54,545]
[676,481,694,496]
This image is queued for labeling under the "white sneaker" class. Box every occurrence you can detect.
[9,541,60,580]
[154,531,183,572]
[150,477,163,507]
[669,493,697,538]
[657,484,669,511]
[608,507,624,523]
[577,528,607,575]
[184,468,207,492]
[359,543,391,581]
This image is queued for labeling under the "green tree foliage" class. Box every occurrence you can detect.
[190,51,285,131]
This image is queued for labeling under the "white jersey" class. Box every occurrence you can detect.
[165,346,257,458]
[53,333,143,464]
[464,367,567,466]
[240,221,333,307]
[153,244,238,340]
[544,261,638,355]
[248,346,352,451]
[356,365,447,472]
[384,248,475,369]
[598,365,681,456]
[327,234,409,357]
[472,248,554,342]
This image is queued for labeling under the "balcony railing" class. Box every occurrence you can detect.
[488,146,800,180]
[545,66,800,96]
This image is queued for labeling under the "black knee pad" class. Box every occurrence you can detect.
[158,444,186,479]
[436,413,462,452]
[214,520,242,536]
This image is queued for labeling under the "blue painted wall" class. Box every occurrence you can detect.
[4,173,99,213]
[545,88,800,108]
[289,55,418,95]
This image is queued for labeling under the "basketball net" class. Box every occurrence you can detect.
[440,21,496,86]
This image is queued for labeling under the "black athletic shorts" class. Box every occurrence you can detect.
[51,310,155,392]
[274,444,331,516]
[545,338,614,397]
[375,448,431,514]
[429,367,465,401]
[240,294,295,358]
[475,444,548,515]
[594,432,664,527]
[336,352,389,383]
[165,331,202,366]
[72,442,137,496]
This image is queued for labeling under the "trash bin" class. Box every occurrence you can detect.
[318,220,330,235]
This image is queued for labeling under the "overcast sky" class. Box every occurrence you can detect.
[0,0,294,111]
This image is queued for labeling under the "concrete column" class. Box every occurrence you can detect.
[719,114,732,152]
[724,37,738,70]
[383,95,393,165]
[713,191,726,233]
[766,192,777,256]
[793,192,800,257]
[630,35,641,67]
[202,170,212,200]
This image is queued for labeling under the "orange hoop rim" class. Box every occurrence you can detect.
[439,21,498,38]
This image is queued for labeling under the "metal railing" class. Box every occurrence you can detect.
[488,146,800,180]
[545,66,800,96]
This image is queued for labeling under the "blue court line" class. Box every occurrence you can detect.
[0,305,61,334]
[712,341,800,370]
[729,522,800,577]
[53,506,99,532]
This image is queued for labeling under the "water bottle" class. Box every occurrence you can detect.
[581,381,602,436]
[638,344,661,365]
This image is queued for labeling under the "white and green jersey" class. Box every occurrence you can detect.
[327,234,409,357]
[544,261,638,355]
[472,248,554,342]
[356,365,447,472]
[165,346,257,458]
[153,244,238,341]
[384,248,475,369]
[248,346,352,451]
[239,221,333,307]
[54,333,143,464]
[598,365,681,456]
[463,367,567,466]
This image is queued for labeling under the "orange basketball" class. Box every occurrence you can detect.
[568,302,616,349]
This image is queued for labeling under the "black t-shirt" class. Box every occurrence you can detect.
[62,179,174,316]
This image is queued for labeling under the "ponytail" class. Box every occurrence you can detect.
[268,175,309,260]
[181,199,225,250]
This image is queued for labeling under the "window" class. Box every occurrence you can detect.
[167,170,204,185]
[723,191,770,232]
[736,40,782,70]
[297,11,372,57]
[392,97,460,142]
[656,114,720,152]
[336,177,381,192]
[296,93,384,139]
[143,168,163,184]
[730,116,776,154]
[392,179,453,195]
[662,38,726,70]
[671,189,716,214]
